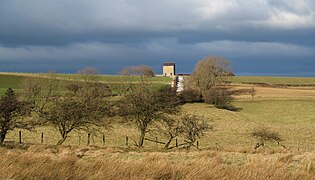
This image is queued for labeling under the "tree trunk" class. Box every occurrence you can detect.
[138,130,146,147]
[164,134,174,149]
[57,133,68,145]
[164,138,173,149]
[0,130,6,145]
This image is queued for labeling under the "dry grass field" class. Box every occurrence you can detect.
[231,84,315,99]
[1,145,315,179]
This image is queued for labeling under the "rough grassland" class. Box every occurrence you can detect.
[6,99,315,151]
[0,145,315,180]
[2,72,315,179]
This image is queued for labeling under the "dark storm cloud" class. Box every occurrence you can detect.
[0,0,315,76]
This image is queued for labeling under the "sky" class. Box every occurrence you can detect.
[0,0,315,76]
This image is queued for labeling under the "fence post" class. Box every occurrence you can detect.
[176,138,178,147]
[102,135,105,146]
[19,131,22,144]
[126,136,129,146]
[197,141,199,149]
[78,135,81,146]
[87,133,90,146]
[41,133,44,144]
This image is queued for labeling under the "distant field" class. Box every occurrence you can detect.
[0,72,172,95]
[228,76,315,85]
[53,74,172,83]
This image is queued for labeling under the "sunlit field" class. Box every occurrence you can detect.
[1,72,315,179]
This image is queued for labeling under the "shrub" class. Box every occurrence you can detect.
[251,126,283,149]
[203,88,233,109]
[179,89,202,103]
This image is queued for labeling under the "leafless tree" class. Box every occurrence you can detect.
[188,56,230,94]
[78,67,99,83]
[119,85,180,147]
[45,96,109,145]
[119,65,155,77]
[251,126,283,150]
[46,81,111,145]
[20,73,62,116]
[186,56,233,109]
[180,114,213,148]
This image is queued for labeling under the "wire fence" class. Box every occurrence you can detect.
[5,130,315,152]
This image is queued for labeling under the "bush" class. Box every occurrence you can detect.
[203,88,232,109]
[179,89,202,103]
[251,126,283,149]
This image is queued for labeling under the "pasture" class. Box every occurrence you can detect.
[1,72,315,179]
[5,99,315,151]
[0,72,172,95]
[1,72,315,150]
[228,76,315,86]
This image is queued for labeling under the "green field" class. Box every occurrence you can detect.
[228,76,315,85]
[1,72,315,150]
[2,72,315,179]
[0,73,172,95]
[6,99,315,151]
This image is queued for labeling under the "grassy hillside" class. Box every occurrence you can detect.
[0,73,173,95]
[1,72,315,179]
[0,74,27,95]
[228,76,315,85]
[6,99,315,151]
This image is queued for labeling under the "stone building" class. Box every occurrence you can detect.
[162,62,175,77]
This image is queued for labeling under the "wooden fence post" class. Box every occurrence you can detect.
[41,133,44,144]
[176,138,178,147]
[87,133,90,146]
[19,131,22,144]
[78,135,81,146]
[102,135,105,146]
[197,141,199,149]
[126,136,129,146]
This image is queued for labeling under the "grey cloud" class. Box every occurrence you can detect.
[0,40,314,75]
[0,1,315,76]
[1,0,315,46]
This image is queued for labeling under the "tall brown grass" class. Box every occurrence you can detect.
[0,144,315,180]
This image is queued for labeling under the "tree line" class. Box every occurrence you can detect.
[1,56,275,149]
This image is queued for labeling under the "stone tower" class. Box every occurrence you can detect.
[162,62,175,77]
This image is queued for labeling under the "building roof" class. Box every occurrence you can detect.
[163,62,175,66]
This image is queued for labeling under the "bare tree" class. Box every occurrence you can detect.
[120,65,155,77]
[186,56,233,109]
[188,56,230,94]
[180,114,212,148]
[119,85,180,147]
[78,67,99,83]
[0,88,33,144]
[149,115,182,149]
[251,126,283,150]
[113,65,155,95]
[45,96,109,145]
[46,80,111,145]
[20,73,62,116]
